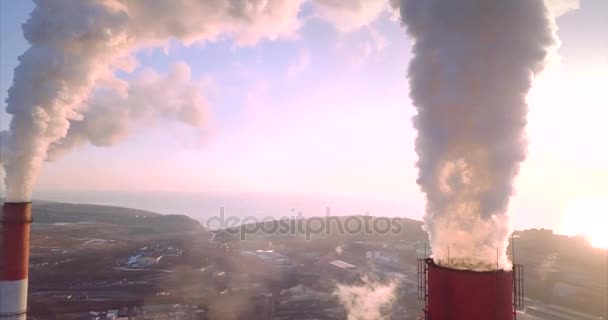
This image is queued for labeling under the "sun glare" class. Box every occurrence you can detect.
[560,198,608,249]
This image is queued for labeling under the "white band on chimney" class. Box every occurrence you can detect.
[0,279,28,318]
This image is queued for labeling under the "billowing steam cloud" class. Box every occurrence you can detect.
[46,62,208,160]
[335,276,397,320]
[1,0,574,274]
[0,0,395,202]
[390,0,558,270]
[1,0,351,202]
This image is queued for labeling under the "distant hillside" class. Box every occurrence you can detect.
[227,215,427,241]
[0,200,203,233]
[32,202,162,223]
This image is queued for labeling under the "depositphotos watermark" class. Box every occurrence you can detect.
[205,207,404,240]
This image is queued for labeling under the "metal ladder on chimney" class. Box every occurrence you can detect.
[417,258,428,320]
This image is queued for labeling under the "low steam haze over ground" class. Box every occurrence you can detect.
[1,0,607,246]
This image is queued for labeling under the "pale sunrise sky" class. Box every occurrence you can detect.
[0,0,606,243]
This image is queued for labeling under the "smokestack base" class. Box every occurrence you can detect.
[1,202,32,319]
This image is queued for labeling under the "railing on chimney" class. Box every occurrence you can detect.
[513,264,524,310]
[416,258,523,320]
[417,258,428,320]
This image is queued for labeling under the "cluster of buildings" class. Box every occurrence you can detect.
[244,250,296,270]
[125,244,183,268]
[514,229,607,318]
[236,241,421,319]
[517,299,606,320]
[80,231,604,320]
[88,304,207,320]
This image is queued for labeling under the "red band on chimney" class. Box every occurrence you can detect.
[425,258,514,320]
[1,202,32,281]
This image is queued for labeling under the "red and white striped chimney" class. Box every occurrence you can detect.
[0,202,31,320]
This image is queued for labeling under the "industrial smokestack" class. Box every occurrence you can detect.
[423,258,517,320]
[0,202,32,320]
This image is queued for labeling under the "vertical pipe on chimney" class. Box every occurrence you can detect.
[0,202,32,320]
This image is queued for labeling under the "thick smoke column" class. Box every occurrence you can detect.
[392,0,556,270]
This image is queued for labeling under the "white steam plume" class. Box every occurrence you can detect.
[1,0,305,202]
[335,276,397,320]
[0,0,399,202]
[391,0,557,270]
[46,62,208,160]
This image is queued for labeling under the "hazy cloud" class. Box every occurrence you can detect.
[335,26,390,69]
[286,49,311,79]
[314,0,389,32]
